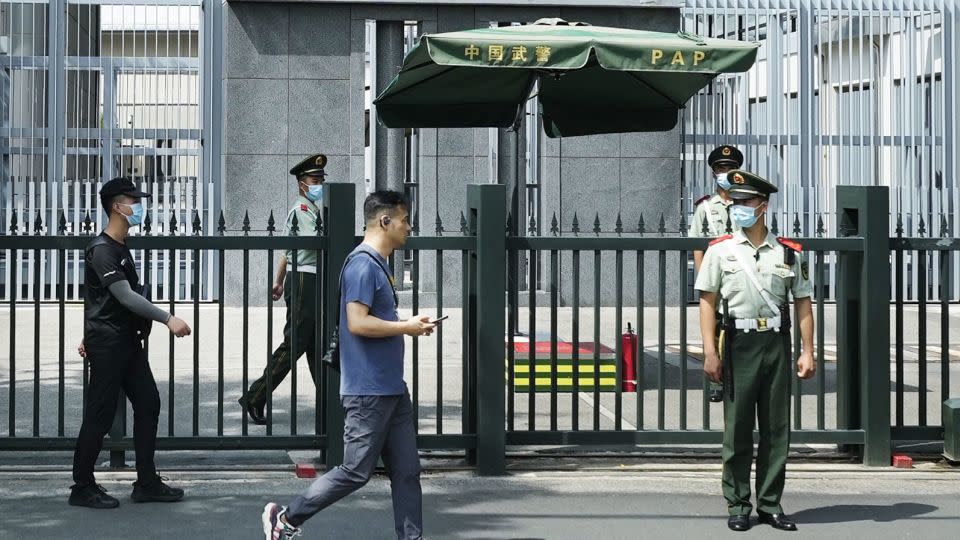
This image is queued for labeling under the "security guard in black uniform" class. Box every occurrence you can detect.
[70,178,189,509]
[695,170,816,532]
[239,154,327,425]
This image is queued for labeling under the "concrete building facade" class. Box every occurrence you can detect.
[222,1,685,306]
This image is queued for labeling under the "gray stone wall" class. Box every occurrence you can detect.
[222,1,684,307]
[223,2,355,304]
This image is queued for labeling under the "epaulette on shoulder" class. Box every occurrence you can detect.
[694,195,711,206]
[709,234,733,246]
[777,237,803,252]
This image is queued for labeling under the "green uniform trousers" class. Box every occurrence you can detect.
[722,328,791,516]
[243,271,320,408]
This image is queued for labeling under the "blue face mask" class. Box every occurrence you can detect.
[303,183,323,202]
[715,173,732,191]
[119,203,145,227]
[730,204,760,229]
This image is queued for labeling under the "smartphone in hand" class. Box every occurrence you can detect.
[428,315,449,324]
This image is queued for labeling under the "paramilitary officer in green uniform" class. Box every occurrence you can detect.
[694,170,816,532]
[692,145,745,401]
[691,144,744,271]
[239,154,327,425]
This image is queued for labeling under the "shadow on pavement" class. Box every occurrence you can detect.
[792,502,939,524]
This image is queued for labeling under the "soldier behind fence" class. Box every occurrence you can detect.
[695,170,816,532]
[261,190,435,540]
[239,154,327,425]
[691,144,744,402]
[691,144,744,269]
[69,177,191,509]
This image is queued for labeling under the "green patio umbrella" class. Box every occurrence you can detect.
[374,18,759,137]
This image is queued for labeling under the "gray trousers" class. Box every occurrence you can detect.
[286,392,423,540]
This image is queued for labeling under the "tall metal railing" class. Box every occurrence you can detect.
[4,0,958,308]
[1,184,936,473]
[0,210,336,450]
[0,183,484,467]
[682,0,960,302]
[502,229,870,447]
[0,0,219,302]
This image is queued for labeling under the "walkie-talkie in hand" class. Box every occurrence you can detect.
[708,303,728,403]
[721,299,734,401]
[708,329,724,403]
[708,380,724,403]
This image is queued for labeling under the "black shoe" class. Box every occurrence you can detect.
[727,514,752,531]
[758,511,798,531]
[68,483,119,509]
[131,476,184,503]
[239,397,267,425]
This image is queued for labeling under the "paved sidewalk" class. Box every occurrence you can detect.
[3,465,958,539]
[2,305,958,437]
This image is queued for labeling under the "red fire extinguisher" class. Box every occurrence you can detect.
[621,322,638,392]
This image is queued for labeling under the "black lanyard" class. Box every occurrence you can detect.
[338,250,398,309]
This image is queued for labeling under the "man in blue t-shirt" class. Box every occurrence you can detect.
[262,191,435,540]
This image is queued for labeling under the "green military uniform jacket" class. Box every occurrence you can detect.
[284,195,319,270]
[690,193,739,238]
[694,229,814,319]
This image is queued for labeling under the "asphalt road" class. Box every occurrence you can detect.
[2,467,958,539]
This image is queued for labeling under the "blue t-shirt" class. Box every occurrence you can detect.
[339,244,405,396]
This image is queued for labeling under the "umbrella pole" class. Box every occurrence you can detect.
[503,115,527,351]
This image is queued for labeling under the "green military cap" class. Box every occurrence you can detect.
[707,145,744,168]
[726,169,778,200]
[289,153,327,178]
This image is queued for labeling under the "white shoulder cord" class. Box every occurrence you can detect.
[720,241,782,316]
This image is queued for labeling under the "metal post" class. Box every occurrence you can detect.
[202,0,225,241]
[798,2,815,220]
[945,0,959,237]
[101,60,115,184]
[467,184,506,475]
[47,0,66,226]
[375,20,407,281]
[375,21,405,192]
[322,182,355,466]
[499,118,525,235]
[837,185,891,466]
[835,222,861,448]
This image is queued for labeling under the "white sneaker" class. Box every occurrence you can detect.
[262,503,302,539]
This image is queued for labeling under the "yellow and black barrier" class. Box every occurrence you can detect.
[508,340,618,392]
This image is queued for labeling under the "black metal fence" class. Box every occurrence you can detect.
[890,231,959,442]
[0,212,338,451]
[502,235,868,445]
[0,184,954,473]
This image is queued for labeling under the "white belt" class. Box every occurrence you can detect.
[291,265,316,274]
[734,316,781,332]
